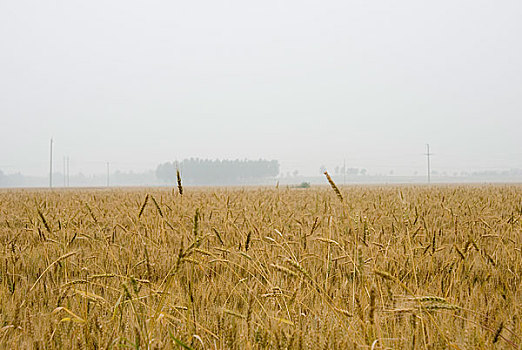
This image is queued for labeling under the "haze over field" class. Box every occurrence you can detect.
[1,1,521,178]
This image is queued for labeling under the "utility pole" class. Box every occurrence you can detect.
[49,138,53,188]
[343,159,346,185]
[425,144,432,184]
[66,156,70,187]
[63,156,66,187]
[106,162,110,187]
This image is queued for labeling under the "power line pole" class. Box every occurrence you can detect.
[343,159,346,185]
[425,144,432,184]
[63,156,66,187]
[106,162,110,187]
[49,138,53,188]
[66,156,70,187]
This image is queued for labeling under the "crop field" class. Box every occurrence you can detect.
[0,184,521,349]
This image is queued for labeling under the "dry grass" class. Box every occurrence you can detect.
[0,184,521,349]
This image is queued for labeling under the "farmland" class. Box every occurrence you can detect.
[0,184,521,349]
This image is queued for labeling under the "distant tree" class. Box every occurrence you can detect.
[156,158,280,185]
[155,162,176,183]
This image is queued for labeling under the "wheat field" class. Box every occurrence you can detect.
[0,184,521,349]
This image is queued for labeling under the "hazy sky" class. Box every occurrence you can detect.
[1,0,521,177]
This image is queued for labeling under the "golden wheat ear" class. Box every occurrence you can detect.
[176,169,183,195]
[324,171,343,202]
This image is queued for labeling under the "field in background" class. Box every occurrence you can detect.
[0,185,521,349]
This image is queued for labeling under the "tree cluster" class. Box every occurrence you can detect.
[156,158,280,185]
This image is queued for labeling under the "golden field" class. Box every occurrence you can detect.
[0,184,521,349]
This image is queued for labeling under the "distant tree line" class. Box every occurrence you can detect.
[318,165,367,176]
[156,158,280,185]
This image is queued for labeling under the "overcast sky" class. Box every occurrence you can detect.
[1,0,521,177]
